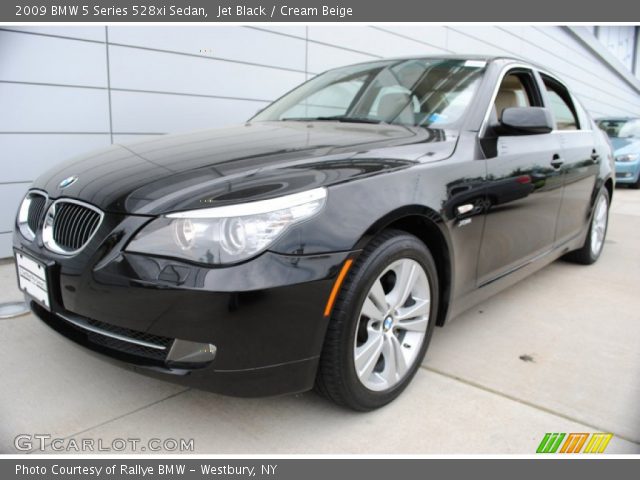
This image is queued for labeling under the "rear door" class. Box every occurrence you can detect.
[477,67,564,286]
[538,73,600,245]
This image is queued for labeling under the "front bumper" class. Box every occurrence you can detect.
[14,223,353,397]
[615,160,640,184]
[29,301,323,397]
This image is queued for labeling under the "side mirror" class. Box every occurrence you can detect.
[499,107,554,135]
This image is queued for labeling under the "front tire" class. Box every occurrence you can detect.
[315,230,439,411]
[565,187,610,265]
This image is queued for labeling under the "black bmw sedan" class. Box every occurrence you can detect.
[14,56,613,410]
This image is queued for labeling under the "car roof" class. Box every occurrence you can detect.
[325,55,543,72]
[596,117,639,121]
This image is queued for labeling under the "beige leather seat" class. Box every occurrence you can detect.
[378,92,415,124]
[494,90,519,119]
[493,75,530,121]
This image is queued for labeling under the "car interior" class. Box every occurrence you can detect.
[492,74,532,122]
[373,64,484,126]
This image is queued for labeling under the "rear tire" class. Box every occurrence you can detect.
[315,230,439,411]
[565,187,610,265]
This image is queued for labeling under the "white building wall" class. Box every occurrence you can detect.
[596,26,636,73]
[1,25,640,256]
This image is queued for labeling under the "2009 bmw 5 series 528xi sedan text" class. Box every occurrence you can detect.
[13,56,614,410]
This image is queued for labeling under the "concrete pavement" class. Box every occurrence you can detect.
[1,189,639,454]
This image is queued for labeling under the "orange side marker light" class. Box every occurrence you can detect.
[323,259,353,317]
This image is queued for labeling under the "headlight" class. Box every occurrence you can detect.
[126,188,327,265]
[615,153,639,162]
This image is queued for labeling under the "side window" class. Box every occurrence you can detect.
[541,75,580,130]
[493,70,541,121]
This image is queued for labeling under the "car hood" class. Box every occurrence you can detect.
[612,137,640,156]
[33,121,458,215]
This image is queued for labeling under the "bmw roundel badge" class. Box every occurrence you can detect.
[59,175,78,189]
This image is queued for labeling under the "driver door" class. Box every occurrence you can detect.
[477,68,564,286]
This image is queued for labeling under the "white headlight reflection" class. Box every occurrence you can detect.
[127,188,327,265]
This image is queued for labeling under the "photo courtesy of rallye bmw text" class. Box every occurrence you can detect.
[0,0,638,477]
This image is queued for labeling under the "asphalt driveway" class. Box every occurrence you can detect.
[1,189,639,454]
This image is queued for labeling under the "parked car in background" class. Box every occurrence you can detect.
[13,56,614,410]
[597,117,640,188]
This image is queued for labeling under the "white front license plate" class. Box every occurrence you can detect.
[15,252,50,309]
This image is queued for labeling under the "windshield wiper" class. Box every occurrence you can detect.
[281,115,385,124]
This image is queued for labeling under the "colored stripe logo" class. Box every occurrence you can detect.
[583,433,614,453]
[536,433,613,454]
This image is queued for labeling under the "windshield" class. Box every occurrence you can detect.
[252,58,486,128]
[598,118,640,139]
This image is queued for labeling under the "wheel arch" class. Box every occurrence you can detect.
[353,206,453,327]
[604,176,614,202]
[588,175,614,223]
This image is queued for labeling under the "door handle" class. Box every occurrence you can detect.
[591,150,600,162]
[550,154,564,169]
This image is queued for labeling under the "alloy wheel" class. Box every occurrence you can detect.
[590,193,608,256]
[353,258,430,391]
